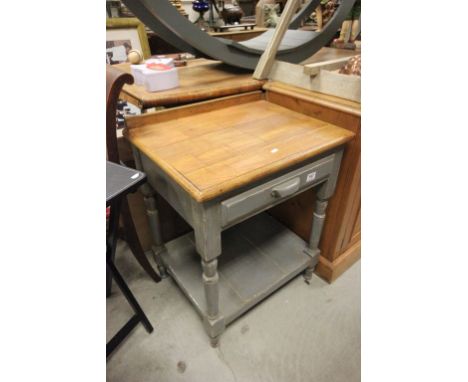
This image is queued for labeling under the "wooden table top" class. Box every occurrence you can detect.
[114,59,264,109]
[125,99,354,202]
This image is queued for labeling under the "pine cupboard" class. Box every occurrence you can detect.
[265,82,361,282]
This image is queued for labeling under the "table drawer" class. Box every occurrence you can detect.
[221,155,335,228]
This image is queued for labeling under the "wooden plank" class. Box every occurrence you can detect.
[263,81,361,116]
[115,59,264,109]
[337,154,361,253]
[125,99,354,202]
[163,212,310,323]
[265,83,360,269]
[351,209,361,240]
[303,56,359,76]
[315,239,361,283]
[253,0,300,79]
[125,91,263,128]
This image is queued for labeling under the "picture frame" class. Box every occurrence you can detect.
[106,18,151,64]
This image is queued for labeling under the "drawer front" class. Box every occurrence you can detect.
[221,155,335,228]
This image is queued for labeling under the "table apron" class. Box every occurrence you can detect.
[138,148,341,234]
[220,154,336,229]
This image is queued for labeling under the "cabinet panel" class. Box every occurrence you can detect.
[266,83,361,282]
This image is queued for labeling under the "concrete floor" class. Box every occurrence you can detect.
[107,242,360,382]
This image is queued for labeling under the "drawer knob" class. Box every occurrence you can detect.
[271,178,300,198]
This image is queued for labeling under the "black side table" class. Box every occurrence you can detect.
[106,161,154,357]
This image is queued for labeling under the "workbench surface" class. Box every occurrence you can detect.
[125,98,354,202]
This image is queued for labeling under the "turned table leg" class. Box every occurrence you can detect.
[141,183,168,278]
[201,258,224,347]
[304,149,344,283]
[132,146,168,278]
[202,259,219,319]
[120,197,161,283]
[193,204,225,347]
[304,197,329,283]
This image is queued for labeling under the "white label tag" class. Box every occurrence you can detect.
[306,172,317,183]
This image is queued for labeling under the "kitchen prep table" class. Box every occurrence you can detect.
[123,91,354,346]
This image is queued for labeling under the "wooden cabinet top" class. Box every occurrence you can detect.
[114,59,264,109]
[264,81,361,117]
[124,94,354,202]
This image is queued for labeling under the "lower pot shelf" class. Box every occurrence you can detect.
[162,212,310,325]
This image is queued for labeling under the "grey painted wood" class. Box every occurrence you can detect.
[239,29,318,52]
[162,213,310,325]
[142,191,168,278]
[317,150,344,200]
[132,147,168,278]
[131,140,345,344]
[123,0,198,55]
[123,0,357,69]
[139,151,196,227]
[201,259,220,319]
[304,150,344,282]
[191,202,222,262]
[309,199,329,251]
[221,155,335,228]
[289,0,322,29]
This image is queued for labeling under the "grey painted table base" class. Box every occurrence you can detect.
[132,146,344,346]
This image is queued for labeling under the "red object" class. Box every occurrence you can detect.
[146,63,172,71]
[106,206,110,219]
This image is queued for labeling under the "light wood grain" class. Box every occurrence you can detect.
[115,59,264,109]
[120,92,262,251]
[266,82,360,281]
[125,91,263,128]
[336,154,361,252]
[315,239,361,283]
[125,98,354,202]
[263,81,361,115]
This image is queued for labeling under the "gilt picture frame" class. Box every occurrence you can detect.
[106,18,151,64]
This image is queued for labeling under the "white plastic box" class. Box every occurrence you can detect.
[130,64,147,85]
[144,67,179,92]
[130,58,177,91]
